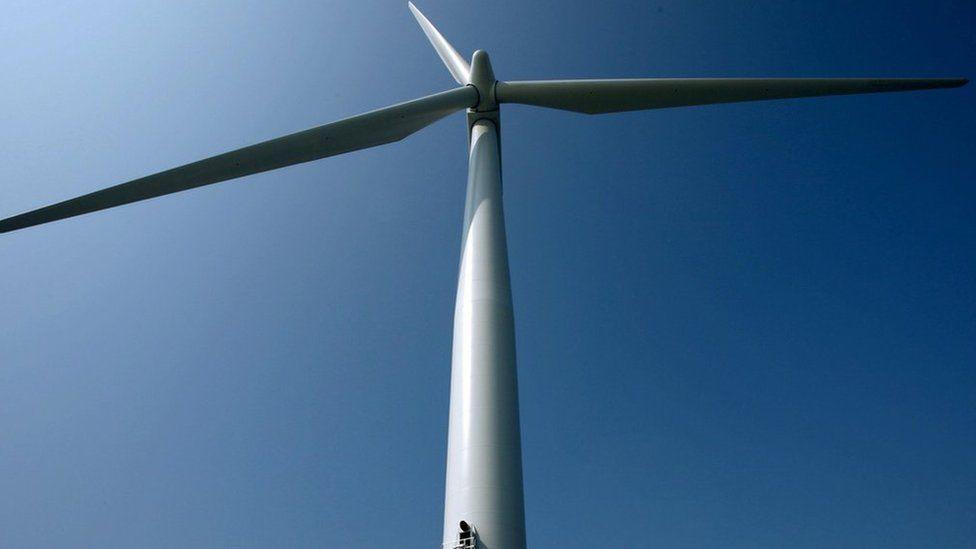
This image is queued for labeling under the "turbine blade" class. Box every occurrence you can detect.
[408,2,470,85]
[496,78,968,114]
[0,86,478,234]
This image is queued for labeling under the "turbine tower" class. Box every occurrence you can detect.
[0,4,966,548]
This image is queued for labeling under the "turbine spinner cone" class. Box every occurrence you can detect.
[468,50,497,111]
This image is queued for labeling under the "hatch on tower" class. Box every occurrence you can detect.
[447,520,476,548]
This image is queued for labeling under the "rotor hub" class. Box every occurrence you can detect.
[468,50,497,112]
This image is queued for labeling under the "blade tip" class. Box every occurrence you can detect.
[0,219,24,234]
[937,78,968,88]
[407,2,428,26]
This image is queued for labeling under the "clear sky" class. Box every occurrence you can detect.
[1,1,973,547]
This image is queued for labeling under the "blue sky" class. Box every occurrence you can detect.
[1,1,973,547]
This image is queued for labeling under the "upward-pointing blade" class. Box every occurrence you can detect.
[496,78,968,114]
[0,86,478,234]
[408,2,471,85]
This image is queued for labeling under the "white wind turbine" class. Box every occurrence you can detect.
[1,4,966,548]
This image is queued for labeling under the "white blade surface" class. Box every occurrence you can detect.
[496,77,968,114]
[0,86,478,234]
[408,2,470,85]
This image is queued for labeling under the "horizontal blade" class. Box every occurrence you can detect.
[1,86,478,234]
[408,2,470,85]
[496,78,968,114]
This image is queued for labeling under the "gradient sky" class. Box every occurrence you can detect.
[1,1,973,547]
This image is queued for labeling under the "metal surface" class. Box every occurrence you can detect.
[468,51,497,112]
[0,86,477,233]
[465,51,501,136]
[496,77,968,114]
[443,120,526,549]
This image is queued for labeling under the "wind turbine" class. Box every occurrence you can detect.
[1,3,966,548]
